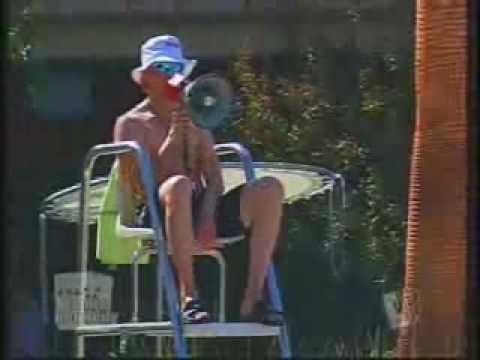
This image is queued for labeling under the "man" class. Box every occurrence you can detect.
[114,35,284,324]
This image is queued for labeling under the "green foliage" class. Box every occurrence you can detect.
[217,46,408,355]
[222,47,342,163]
[7,0,36,64]
[223,46,406,285]
[359,53,408,121]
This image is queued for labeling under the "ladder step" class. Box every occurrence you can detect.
[72,322,281,338]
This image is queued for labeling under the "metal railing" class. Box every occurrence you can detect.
[76,141,187,358]
[75,141,293,357]
[37,139,352,358]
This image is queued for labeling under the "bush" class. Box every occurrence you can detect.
[216,46,407,356]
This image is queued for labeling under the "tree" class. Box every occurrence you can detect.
[396,0,469,357]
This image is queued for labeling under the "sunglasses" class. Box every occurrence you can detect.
[151,62,184,77]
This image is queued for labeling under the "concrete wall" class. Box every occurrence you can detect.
[31,0,411,60]
[34,0,398,14]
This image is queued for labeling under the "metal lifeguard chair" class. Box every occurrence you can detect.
[39,141,345,358]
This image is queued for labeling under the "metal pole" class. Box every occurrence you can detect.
[131,247,157,322]
[78,155,97,328]
[328,186,334,220]
[75,142,188,358]
[76,150,100,359]
[373,278,385,358]
[224,142,292,358]
[135,146,187,358]
[39,213,49,325]
[132,250,140,323]
[336,174,347,209]
[39,212,55,356]
[266,266,292,358]
[155,266,164,358]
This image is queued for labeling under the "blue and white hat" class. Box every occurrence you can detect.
[131,35,197,86]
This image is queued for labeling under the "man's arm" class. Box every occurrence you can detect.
[199,130,225,216]
[195,130,224,246]
[113,116,145,198]
[155,115,186,181]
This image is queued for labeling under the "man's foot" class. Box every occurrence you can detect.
[239,300,284,326]
[182,298,211,324]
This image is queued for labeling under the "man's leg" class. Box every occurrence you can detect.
[237,176,284,317]
[158,175,197,304]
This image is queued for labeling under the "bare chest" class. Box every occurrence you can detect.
[141,121,169,153]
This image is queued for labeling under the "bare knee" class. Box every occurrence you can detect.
[159,175,193,207]
[240,177,284,226]
[252,176,284,202]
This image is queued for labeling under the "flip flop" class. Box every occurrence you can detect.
[182,298,211,324]
[240,300,285,326]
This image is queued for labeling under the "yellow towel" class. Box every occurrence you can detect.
[96,166,150,265]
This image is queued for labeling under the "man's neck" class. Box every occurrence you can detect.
[147,97,172,123]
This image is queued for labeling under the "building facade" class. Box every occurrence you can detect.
[29,0,410,121]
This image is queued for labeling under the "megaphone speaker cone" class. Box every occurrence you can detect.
[184,74,233,130]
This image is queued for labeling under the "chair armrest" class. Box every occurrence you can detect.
[215,142,255,183]
[115,216,155,240]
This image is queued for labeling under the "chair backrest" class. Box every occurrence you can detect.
[96,163,151,265]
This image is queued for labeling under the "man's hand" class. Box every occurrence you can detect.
[170,106,200,172]
[169,106,200,145]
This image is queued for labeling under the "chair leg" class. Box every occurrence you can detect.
[154,266,164,358]
[266,265,292,358]
[74,335,85,358]
[196,250,227,322]
[132,247,227,324]
[132,251,140,323]
[154,336,164,358]
[131,246,157,323]
[213,253,227,323]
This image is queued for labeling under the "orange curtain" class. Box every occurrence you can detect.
[397,0,468,357]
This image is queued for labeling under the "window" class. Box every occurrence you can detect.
[31,69,93,121]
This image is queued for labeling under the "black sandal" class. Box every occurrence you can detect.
[182,298,211,324]
[240,300,285,326]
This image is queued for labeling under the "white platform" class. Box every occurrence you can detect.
[73,322,281,338]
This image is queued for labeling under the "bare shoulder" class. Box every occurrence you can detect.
[114,100,152,140]
[116,101,149,127]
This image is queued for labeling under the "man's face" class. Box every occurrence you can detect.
[142,62,184,103]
